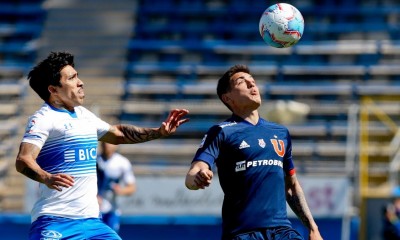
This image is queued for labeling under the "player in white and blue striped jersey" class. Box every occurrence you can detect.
[15,51,189,240]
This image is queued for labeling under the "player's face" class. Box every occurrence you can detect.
[225,72,261,111]
[52,65,85,111]
[102,142,117,159]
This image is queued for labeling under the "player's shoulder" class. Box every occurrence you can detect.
[28,103,55,122]
[31,103,52,116]
[209,117,238,132]
[112,152,131,163]
[217,114,245,128]
[260,118,287,128]
[74,105,91,115]
[260,118,290,133]
[74,106,102,119]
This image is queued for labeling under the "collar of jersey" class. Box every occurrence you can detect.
[46,102,78,118]
[230,114,260,126]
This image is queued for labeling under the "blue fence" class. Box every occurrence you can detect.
[0,214,358,240]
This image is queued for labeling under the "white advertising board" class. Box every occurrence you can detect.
[117,175,350,217]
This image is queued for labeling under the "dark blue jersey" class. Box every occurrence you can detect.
[193,114,295,237]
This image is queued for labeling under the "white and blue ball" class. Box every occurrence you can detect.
[259,3,304,48]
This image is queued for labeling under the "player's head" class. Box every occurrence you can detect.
[217,64,260,112]
[28,51,75,102]
[28,51,85,110]
[100,141,118,160]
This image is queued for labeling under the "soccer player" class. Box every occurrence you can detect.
[382,188,400,240]
[185,64,323,240]
[15,51,189,240]
[97,141,136,233]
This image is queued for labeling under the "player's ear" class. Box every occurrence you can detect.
[222,94,231,104]
[48,85,57,94]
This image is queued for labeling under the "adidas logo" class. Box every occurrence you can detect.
[239,140,250,149]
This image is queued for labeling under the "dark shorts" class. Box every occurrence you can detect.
[227,226,304,240]
[29,215,121,240]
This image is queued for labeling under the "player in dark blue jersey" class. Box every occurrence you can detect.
[185,65,323,240]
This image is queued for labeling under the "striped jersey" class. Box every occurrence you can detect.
[22,103,110,222]
[193,114,295,238]
[97,152,136,213]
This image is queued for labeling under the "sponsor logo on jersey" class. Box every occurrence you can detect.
[239,140,250,149]
[247,159,283,168]
[270,139,285,157]
[41,229,62,239]
[235,160,246,172]
[235,159,283,172]
[64,147,97,162]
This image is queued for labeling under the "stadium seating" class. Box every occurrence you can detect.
[0,0,45,211]
[119,0,400,175]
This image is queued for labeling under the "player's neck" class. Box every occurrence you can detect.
[47,98,75,112]
[234,110,259,125]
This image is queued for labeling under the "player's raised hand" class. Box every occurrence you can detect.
[159,109,189,136]
[44,173,75,191]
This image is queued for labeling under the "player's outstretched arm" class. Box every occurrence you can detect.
[15,142,74,191]
[160,108,190,136]
[100,109,189,144]
[185,161,213,190]
[285,174,323,240]
[112,182,136,196]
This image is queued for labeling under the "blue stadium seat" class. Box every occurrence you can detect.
[122,0,400,167]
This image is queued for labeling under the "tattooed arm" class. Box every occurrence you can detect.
[15,142,74,191]
[285,174,323,240]
[100,124,163,144]
[100,108,189,144]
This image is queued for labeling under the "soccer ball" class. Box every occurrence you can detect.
[259,3,304,48]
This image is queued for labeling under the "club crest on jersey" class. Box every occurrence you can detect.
[26,119,36,133]
[258,139,266,148]
[270,139,285,157]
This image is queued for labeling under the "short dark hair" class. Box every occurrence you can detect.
[217,64,250,110]
[28,51,75,101]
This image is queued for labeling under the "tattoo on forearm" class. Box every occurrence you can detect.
[120,124,161,143]
[287,193,313,229]
[21,167,40,182]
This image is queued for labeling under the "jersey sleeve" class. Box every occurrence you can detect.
[121,155,136,184]
[78,106,110,138]
[283,129,296,176]
[21,114,51,149]
[192,125,223,170]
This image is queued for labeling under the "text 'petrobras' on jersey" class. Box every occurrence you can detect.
[235,159,283,172]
